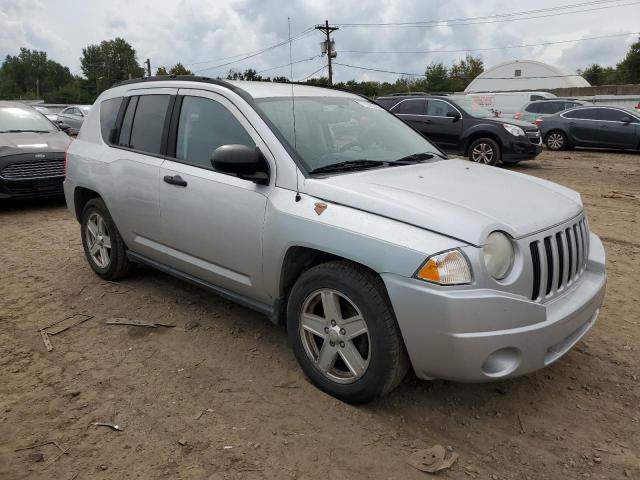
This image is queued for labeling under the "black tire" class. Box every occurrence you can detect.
[287,261,409,404]
[545,130,568,151]
[468,137,501,165]
[80,198,133,281]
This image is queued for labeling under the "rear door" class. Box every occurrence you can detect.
[597,108,638,148]
[562,108,602,146]
[423,99,463,151]
[103,88,176,262]
[391,98,430,137]
[158,89,274,301]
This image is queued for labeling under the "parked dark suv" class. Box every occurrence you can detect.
[376,94,542,165]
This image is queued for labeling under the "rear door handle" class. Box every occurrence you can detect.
[163,175,187,187]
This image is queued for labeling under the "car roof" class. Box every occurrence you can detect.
[0,101,36,109]
[111,75,358,100]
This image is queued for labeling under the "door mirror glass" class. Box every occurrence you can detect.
[620,116,632,124]
[211,145,268,184]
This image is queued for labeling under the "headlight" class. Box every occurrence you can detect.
[483,231,514,280]
[503,124,525,136]
[415,249,472,285]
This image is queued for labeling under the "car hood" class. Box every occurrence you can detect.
[304,159,582,246]
[490,117,539,130]
[0,131,71,158]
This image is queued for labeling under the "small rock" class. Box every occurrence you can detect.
[100,464,108,471]
[178,439,188,446]
[28,452,44,463]
[593,456,601,464]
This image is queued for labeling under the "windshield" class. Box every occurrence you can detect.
[451,97,494,118]
[255,96,443,172]
[0,106,57,133]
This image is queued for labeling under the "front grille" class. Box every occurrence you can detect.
[0,159,64,180]
[529,216,589,301]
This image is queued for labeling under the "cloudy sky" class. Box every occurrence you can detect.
[1,0,639,83]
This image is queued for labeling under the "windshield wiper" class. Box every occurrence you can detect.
[390,152,443,165]
[309,160,387,174]
[0,129,51,133]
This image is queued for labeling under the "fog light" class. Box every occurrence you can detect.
[481,347,521,377]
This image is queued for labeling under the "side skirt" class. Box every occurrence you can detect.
[126,251,276,320]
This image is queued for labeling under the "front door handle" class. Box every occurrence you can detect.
[163,175,187,187]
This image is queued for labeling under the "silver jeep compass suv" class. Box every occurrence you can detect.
[63,77,606,404]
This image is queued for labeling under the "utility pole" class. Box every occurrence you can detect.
[315,20,338,85]
[145,58,152,77]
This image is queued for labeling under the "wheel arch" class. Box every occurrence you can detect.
[73,186,102,222]
[463,130,502,157]
[275,246,384,325]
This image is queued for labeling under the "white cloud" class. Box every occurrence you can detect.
[0,0,638,81]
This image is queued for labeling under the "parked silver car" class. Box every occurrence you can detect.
[57,105,91,134]
[63,78,606,403]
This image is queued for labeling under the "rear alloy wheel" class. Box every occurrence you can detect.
[469,138,500,166]
[81,198,133,281]
[287,261,409,404]
[546,131,567,151]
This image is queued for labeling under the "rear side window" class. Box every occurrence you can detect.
[530,95,545,101]
[100,97,123,143]
[563,108,601,120]
[525,103,543,113]
[128,95,171,154]
[175,96,254,169]
[394,99,426,115]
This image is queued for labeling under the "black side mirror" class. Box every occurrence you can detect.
[446,111,461,121]
[211,144,269,184]
[620,116,632,124]
[58,122,70,132]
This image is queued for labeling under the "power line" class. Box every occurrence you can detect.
[256,55,318,74]
[300,64,327,81]
[334,61,637,79]
[336,1,640,28]
[339,32,640,55]
[190,27,315,73]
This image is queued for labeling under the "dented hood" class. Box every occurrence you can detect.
[303,159,583,246]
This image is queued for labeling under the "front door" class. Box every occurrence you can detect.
[158,89,274,301]
[597,108,639,148]
[423,99,464,152]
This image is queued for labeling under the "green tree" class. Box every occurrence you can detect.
[0,48,73,99]
[80,38,145,95]
[156,62,193,76]
[581,64,618,86]
[448,55,484,91]
[424,63,450,92]
[616,36,640,84]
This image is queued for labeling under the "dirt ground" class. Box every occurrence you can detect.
[0,149,638,480]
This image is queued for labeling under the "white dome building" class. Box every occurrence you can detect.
[464,60,590,93]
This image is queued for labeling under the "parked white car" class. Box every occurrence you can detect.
[466,91,556,117]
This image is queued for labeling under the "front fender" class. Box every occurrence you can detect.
[261,188,467,301]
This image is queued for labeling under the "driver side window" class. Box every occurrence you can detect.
[175,96,255,169]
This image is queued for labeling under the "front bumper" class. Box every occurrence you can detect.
[383,233,606,382]
[0,176,64,199]
[502,136,542,162]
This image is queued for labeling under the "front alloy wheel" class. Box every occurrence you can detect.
[287,261,409,404]
[299,289,370,384]
[471,142,495,164]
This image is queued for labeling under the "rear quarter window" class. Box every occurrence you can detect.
[100,97,123,144]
